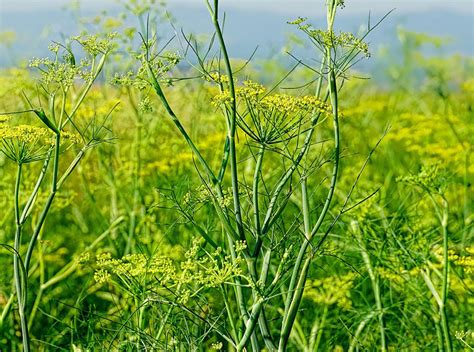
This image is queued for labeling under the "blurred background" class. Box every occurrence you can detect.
[0,0,473,68]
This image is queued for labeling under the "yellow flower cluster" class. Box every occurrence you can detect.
[94,269,111,284]
[388,112,472,174]
[236,80,266,98]
[260,94,327,114]
[0,69,31,100]
[0,115,10,124]
[210,342,223,350]
[456,248,474,274]
[211,91,234,107]
[305,272,356,309]
[95,252,176,282]
[94,239,246,304]
[289,17,370,57]
[0,124,51,144]
[72,32,117,56]
[60,131,82,145]
[1,124,80,145]
[29,58,79,87]
[397,164,448,192]
[342,99,387,117]
[461,78,474,93]
[183,185,233,208]
[212,79,328,114]
[207,72,231,84]
[377,266,419,287]
[143,151,194,175]
[432,245,474,274]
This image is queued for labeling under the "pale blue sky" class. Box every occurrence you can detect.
[0,0,473,66]
[2,0,473,13]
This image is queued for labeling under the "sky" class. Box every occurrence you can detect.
[1,0,473,14]
[0,0,473,67]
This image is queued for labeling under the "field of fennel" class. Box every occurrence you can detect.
[0,0,473,351]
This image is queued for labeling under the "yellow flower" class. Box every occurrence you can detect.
[0,124,51,163]
[305,272,356,309]
[207,72,231,84]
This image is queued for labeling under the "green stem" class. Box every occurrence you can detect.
[278,256,312,352]
[348,311,377,352]
[19,150,52,224]
[356,227,387,351]
[155,304,174,342]
[0,294,14,327]
[13,163,30,352]
[125,88,143,255]
[252,148,265,257]
[434,315,444,352]
[24,134,60,273]
[207,0,246,243]
[226,236,258,351]
[279,54,340,352]
[313,305,328,351]
[427,194,452,352]
[237,299,264,351]
[440,198,452,352]
[249,250,277,351]
[301,178,311,237]
[27,240,45,330]
[221,286,239,344]
[60,53,107,129]
[309,70,339,239]
[23,143,92,273]
[146,62,217,184]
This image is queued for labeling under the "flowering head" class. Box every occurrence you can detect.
[211,80,330,144]
[0,124,52,164]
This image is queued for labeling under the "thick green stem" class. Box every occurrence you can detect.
[427,194,452,352]
[13,163,30,352]
[238,250,273,351]
[434,315,444,352]
[125,88,143,255]
[252,148,265,257]
[226,236,259,351]
[278,256,312,352]
[301,178,311,237]
[249,251,277,351]
[24,134,60,273]
[237,299,264,351]
[0,294,14,327]
[207,0,246,243]
[309,70,339,239]
[279,54,340,352]
[19,151,52,224]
